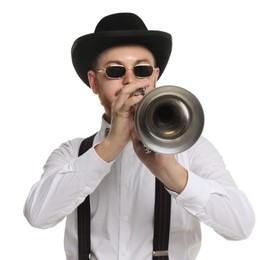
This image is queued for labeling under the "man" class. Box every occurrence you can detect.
[24,13,255,259]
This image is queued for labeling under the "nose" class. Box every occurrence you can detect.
[122,68,136,85]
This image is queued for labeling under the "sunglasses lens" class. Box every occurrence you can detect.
[134,65,153,78]
[103,65,154,79]
[106,66,126,78]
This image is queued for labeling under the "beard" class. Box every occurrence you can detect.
[98,91,112,123]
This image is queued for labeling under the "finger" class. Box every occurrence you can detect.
[121,79,150,97]
[124,94,143,110]
[114,88,144,114]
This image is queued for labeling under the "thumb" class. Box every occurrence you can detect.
[130,130,144,153]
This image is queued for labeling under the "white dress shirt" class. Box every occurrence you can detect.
[24,118,255,260]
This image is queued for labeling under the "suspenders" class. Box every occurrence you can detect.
[78,134,96,260]
[153,178,171,260]
[77,134,171,259]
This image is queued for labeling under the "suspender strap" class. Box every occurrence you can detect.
[77,133,171,260]
[77,134,97,260]
[77,196,91,260]
[152,178,171,259]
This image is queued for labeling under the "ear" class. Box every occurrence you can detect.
[154,67,160,82]
[87,70,99,94]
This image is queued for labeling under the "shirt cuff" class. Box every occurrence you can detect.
[168,171,214,215]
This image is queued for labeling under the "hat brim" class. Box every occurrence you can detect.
[71,30,172,87]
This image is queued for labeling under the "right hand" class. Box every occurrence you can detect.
[95,79,150,162]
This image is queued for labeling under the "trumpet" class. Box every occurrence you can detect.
[134,85,204,154]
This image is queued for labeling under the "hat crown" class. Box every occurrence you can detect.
[95,13,148,33]
[72,12,172,87]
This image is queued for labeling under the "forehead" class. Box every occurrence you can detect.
[96,45,155,65]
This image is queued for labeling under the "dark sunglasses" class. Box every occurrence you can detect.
[96,64,155,79]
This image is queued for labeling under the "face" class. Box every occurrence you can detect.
[87,45,160,121]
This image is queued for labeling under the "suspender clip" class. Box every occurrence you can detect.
[153,250,169,257]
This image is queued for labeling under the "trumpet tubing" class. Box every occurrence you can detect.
[134,85,204,154]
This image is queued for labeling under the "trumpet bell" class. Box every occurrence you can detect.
[134,85,204,154]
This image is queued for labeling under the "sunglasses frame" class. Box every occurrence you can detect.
[96,64,155,79]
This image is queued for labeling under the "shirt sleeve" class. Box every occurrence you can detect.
[168,137,255,240]
[24,137,113,229]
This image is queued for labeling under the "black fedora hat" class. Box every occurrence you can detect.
[71,12,172,87]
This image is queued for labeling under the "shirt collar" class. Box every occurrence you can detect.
[98,115,111,140]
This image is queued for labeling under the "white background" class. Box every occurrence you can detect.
[1,0,275,259]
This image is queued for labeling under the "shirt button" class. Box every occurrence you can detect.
[122,215,129,221]
[122,181,130,189]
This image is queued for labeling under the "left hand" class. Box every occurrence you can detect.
[130,129,189,194]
